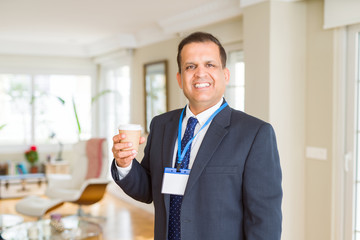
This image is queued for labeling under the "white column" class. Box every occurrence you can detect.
[243,1,306,240]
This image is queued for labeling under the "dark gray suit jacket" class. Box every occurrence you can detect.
[112,103,282,240]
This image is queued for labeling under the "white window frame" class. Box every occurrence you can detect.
[336,23,360,240]
[348,24,360,240]
[0,61,96,153]
[93,50,133,160]
[224,42,245,111]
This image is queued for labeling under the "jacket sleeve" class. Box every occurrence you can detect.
[243,123,282,239]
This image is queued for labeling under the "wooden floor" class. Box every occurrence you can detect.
[0,191,155,240]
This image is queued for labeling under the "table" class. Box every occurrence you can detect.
[0,214,24,231]
[0,215,102,240]
[45,162,69,175]
[0,174,47,199]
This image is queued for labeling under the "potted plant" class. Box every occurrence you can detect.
[25,145,39,173]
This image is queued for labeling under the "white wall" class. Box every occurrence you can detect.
[242,1,338,239]
[306,0,335,239]
[243,2,306,239]
[0,55,95,75]
[270,3,307,240]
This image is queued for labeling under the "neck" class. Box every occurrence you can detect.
[189,98,224,115]
[188,103,217,116]
[188,106,206,116]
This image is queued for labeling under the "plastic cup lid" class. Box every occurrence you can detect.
[118,124,142,131]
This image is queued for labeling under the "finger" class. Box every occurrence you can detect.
[113,142,133,152]
[119,133,126,139]
[113,133,127,143]
[139,136,146,144]
[114,149,137,159]
[113,134,120,143]
[113,134,125,144]
[114,150,137,167]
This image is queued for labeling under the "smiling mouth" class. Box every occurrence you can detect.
[194,82,210,89]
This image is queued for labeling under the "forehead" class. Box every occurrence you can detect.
[180,42,220,61]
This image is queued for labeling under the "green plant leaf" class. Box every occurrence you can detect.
[30,95,36,105]
[91,89,115,104]
[0,124,6,131]
[29,93,65,105]
[56,96,65,105]
[72,97,81,136]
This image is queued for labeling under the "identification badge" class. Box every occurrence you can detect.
[161,168,190,195]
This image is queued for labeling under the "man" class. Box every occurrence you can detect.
[111,32,282,240]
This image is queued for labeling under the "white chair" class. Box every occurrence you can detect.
[15,196,64,218]
[16,138,110,218]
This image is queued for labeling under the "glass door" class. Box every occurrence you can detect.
[346,24,360,240]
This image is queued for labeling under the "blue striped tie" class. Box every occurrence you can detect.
[168,117,198,240]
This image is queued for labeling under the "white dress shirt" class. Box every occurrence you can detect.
[116,98,224,178]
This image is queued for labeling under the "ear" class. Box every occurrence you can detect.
[224,68,230,85]
[176,72,183,89]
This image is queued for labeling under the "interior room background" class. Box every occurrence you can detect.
[1,0,360,239]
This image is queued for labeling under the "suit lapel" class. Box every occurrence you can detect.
[162,110,181,169]
[162,109,182,221]
[184,105,232,196]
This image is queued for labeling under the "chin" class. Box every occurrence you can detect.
[194,100,217,107]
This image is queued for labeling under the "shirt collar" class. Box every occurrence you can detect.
[185,98,224,127]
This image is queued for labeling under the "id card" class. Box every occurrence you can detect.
[161,168,190,195]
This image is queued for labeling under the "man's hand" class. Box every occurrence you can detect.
[112,134,146,168]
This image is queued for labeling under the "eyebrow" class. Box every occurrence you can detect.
[184,59,217,65]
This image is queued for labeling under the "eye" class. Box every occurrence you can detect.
[185,65,196,70]
[206,63,215,68]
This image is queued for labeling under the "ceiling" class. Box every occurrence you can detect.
[0,0,243,57]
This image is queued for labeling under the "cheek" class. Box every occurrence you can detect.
[182,75,193,88]
[177,79,183,89]
[213,78,227,92]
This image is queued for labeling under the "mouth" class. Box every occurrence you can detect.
[194,82,211,89]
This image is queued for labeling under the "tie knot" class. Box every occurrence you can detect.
[187,117,198,130]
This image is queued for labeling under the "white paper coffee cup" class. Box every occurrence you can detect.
[118,124,142,151]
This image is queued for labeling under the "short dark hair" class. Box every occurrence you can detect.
[177,32,227,73]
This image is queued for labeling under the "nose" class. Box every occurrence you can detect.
[194,65,207,78]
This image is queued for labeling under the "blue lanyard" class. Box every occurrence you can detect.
[176,102,228,171]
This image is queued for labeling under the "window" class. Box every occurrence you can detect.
[354,28,360,240]
[0,74,92,145]
[225,50,245,111]
[343,24,360,240]
[98,65,131,141]
[94,51,132,167]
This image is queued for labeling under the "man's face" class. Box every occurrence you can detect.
[177,41,230,115]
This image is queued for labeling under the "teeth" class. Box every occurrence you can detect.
[195,83,210,88]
